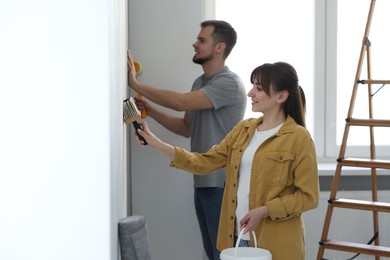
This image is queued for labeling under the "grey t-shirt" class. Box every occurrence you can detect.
[188,66,247,188]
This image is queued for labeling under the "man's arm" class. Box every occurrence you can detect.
[149,108,191,138]
[135,97,191,138]
[128,50,213,111]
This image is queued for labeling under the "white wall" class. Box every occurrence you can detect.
[0,1,128,260]
[129,0,207,259]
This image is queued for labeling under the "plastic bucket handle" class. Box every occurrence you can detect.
[234,229,258,257]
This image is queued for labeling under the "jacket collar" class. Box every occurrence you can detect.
[243,115,297,136]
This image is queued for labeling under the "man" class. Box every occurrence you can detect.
[128,20,246,260]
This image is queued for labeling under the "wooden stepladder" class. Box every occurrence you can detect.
[317,0,390,259]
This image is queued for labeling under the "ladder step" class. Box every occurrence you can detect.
[359,79,390,85]
[329,198,390,212]
[338,158,390,169]
[347,118,390,127]
[319,240,390,257]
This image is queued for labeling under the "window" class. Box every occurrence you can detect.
[208,0,390,160]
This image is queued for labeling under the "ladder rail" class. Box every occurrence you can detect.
[366,43,381,252]
[345,0,376,121]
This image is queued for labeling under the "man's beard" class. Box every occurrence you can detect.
[192,53,214,65]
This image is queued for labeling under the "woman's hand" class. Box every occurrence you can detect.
[240,206,269,233]
[135,121,177,161]
[135,121,161,148]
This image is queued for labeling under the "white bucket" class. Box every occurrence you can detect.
[220,230,272,260]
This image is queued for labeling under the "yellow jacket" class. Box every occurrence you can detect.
[171,116,319,260]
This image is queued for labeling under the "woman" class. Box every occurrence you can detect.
[135,62,319,260]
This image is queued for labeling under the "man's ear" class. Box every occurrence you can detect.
[215,42,226,55]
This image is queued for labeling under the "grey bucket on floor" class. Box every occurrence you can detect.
[118,215,151,260]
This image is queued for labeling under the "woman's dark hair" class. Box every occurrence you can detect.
[250,62,306,127]
[201,20,237,59]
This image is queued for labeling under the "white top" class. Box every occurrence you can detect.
[236,123,282,240]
